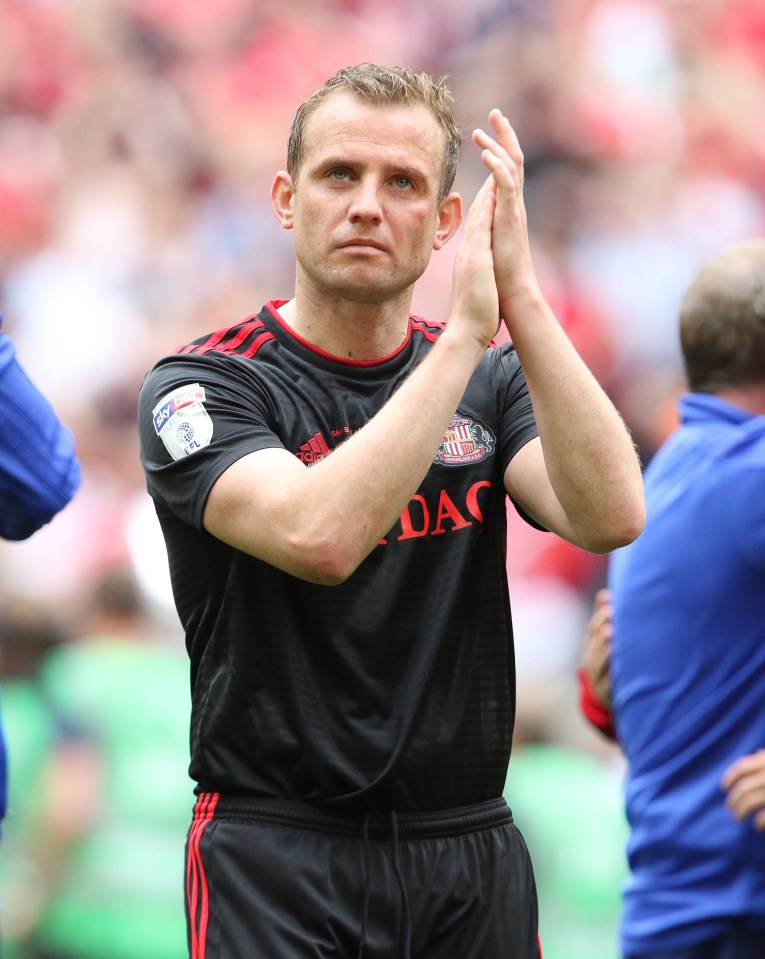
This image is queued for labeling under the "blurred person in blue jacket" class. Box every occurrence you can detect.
[0,312,80,832]
[578,238,765,959]
[0,316,80,542]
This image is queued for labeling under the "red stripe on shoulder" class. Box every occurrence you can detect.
[240,329,277,358]
[410,315,445,344]
[175,316,276,358]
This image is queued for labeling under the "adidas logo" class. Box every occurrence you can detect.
[296,432,330,464]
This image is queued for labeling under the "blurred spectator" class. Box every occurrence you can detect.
[578,240,765,959]
[0,598,79,959]
[0,568,191,959]
[0,310,80,942]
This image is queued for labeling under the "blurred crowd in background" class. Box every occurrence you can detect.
[0,0,763,957]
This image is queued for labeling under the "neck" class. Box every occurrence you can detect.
[714,383,765,416]
[278,285,413,361]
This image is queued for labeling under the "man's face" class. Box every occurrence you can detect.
[281,92,453,306]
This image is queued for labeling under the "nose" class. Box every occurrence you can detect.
[348,177,383,223]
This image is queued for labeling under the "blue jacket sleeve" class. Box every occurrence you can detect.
[0,331,81,540]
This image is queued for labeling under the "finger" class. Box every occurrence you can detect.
[463,175,497,233]
[488,109,525,185]
[488,109,523,155]
[594,588,612,608]
[480,154,516,204]
[583,612,612,675]
[722,752,765,820]
[472,128,514,168]
[591,600,614,638]
[721,749,765,790]
[453,178,496,272]
[726,778,765,822]
[471,128,519,188]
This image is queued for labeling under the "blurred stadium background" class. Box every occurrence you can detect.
[0,1,763,956]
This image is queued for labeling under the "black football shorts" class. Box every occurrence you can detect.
[185,793,541,959]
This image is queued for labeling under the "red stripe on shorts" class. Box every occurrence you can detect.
[187,792,219,959]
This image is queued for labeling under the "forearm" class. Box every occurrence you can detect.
[470,111,643,551]
[206,326,487,584]
[502,289,645,552]
[301,328,485,574]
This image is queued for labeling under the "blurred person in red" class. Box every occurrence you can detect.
[139,63,644,959]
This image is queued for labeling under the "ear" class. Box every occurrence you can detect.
[433,192,463,251]
[271,171,295,230]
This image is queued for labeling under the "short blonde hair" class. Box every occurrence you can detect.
[287,63,461,203]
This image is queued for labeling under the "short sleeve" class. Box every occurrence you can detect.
[488,343,546,530]
[490,342,538,473]
[138,352,285,530]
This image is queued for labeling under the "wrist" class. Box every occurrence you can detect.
[498,283,546,320]
[440,315,495,364]
[577,667,617,741]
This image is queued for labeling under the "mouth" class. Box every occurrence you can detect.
[338,239,386,253]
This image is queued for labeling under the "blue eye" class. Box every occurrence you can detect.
[393,176,412,189]
[329,169,349,181]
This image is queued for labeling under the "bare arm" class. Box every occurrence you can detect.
[203,179,501,585]
[474,111,645,553]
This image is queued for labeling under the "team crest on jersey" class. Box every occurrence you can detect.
[435,414,495,466]
[152,383,213,461]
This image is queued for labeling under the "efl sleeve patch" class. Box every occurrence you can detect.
[152,383,213,461]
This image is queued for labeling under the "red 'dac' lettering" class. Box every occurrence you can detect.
[432,489,472,536]
[379,481,492,544]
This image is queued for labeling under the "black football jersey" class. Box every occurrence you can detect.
[138,301,539,812]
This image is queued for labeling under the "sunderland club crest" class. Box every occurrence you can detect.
[435,414,495,466]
